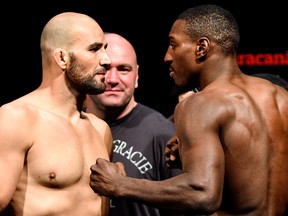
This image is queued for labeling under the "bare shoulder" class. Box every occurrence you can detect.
[84,112,113,157]
[247,75,288,111]
[0,100,37,150]
[174,81,266,132]
[175,89,233,121]
[84,112,110,130]
[274,83,288,106]
[0,100,37,127]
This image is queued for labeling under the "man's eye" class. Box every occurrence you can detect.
[90,47,99,52]
[170,44,176,49]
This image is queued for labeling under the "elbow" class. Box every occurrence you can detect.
[198,195,221,214]
[182,191,222,215]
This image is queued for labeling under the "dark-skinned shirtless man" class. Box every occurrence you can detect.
[89,4,288,215]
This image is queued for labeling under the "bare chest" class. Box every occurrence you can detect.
[22,117,108,188]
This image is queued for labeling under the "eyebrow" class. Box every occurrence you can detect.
[88,42,105,50]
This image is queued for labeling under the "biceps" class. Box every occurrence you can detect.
[0,148,25,208]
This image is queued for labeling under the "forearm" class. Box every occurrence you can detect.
[115,174,217,214]
[90,159,220,214]
[116,176,184,210]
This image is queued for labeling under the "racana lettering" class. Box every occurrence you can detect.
[237,51,288,66]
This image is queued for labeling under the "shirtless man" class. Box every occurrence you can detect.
[0,12,112,216]
[89,4,288,215]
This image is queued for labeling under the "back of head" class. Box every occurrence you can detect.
[177,4,240,56]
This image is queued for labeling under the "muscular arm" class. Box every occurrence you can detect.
[90,94,225,215]
[0,103,31,212]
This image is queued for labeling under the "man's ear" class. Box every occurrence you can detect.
[53,48,69,70]
[196,37,210,60]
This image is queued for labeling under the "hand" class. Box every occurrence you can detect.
[165,135,182,169]
[90,158,126,197]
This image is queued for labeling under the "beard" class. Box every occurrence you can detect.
[66,53,106,95]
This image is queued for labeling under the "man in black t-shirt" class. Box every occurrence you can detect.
[85,33,181,216]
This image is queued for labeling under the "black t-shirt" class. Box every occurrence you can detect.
[108,103,181,216]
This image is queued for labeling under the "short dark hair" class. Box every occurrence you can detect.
[177,4,240,56]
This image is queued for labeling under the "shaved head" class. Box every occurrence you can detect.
[40,12,104,59]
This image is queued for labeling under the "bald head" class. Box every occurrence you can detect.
[40,12,104,56]
[104,33,138,65]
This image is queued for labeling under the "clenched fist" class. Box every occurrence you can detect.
[90,158,126,197]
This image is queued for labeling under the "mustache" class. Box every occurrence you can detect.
[95,67,107,75]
